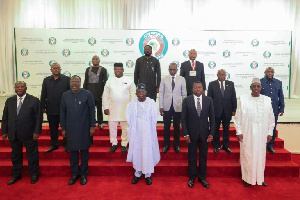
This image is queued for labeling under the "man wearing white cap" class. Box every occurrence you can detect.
[234,78,275,187]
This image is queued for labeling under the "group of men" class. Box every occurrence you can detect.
[1,45,285,188]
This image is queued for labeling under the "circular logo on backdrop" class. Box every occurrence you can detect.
[21,48,29,56]
[208,61,216,69]
[62,49,71,57]
[49,37,57,45]
[251,39,259,47]
[250,61,258,69]
[101,49,109,57]
[183,50,189,58]
[209,38,216,47]
[88,37,97,46]
[126,60,134,68]
[263,51,271,58]
[226,72,230,80]
[172,61,180,68]
[63,71,71,77]
[49,60,57,67]
[126,38,134,46]
[223,50,231,58]
[22,71,30,79]
[88,60,92,67]
[139,31,168,59]
[172,38,180,46]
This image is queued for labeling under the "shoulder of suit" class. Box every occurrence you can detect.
[273,78,282,83]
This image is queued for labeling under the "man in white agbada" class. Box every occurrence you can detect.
[234,77,275,187]
[126,83,160,185]
[103,63,136,153]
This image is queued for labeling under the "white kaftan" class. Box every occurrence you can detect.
[234,94,275,185]
[126,97,161,175]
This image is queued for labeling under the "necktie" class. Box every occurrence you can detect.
[192,60,195,71]
[220,81,225,97]
[17,97,23,115]
[172,76,175,91]
[197,98,202,117]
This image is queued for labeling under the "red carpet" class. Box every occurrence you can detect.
[0,126,299,199]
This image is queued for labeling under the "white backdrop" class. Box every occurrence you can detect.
[15,28,291,98]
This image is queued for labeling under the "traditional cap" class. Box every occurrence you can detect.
[114,63,123,67]
[251,77,261,84]
[136,83,146,91]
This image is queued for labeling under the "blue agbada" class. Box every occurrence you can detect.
[60,89,96,151]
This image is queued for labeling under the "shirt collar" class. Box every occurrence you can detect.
[17,93,26,100]
[193,94,202,100]
[50,74,61,80]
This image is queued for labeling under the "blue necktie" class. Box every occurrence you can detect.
[17,97,23,115]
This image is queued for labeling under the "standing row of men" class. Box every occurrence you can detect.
[1,45,284,187]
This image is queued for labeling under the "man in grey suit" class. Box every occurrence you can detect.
[159,63,187,153]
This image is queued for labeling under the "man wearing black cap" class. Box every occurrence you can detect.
[103,63,136,153]
[134,45,161,101]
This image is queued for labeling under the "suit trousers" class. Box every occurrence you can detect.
[10,138,39,177]
[108,121,128,147]
[163,103,181,147]
[95,99,103,124]
[213,111,231,149]
[188,137,208,180]
[267,114,278,149]
[70,149,89,176]
[47,114,67,148]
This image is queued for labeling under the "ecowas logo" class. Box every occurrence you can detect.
[251,39,259,47]
[101,49,109,57]
[226,72,230,80]
[208,61,216,69]
[49,60,57,67]
[21,71,30,79]
[126,60,134,68]
[172,38,180,46]
[209,38,216,47]
[63,71,71,77]
[49,37,57,45]
[139,31,168,59]
[62,49,71,57]
[88,37,97,46]
[250,61,258,69]
[183,50,189,58]
[88,60,92,67]
[263,51,271,59]
[223,50,231,58]
[126,38,134,46]
[21,48,29,56]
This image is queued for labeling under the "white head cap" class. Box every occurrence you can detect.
[251,77,261,84]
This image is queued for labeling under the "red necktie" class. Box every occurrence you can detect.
[192,60,195,71]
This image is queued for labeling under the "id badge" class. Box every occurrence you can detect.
[189,71,196,76]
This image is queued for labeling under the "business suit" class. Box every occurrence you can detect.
[159,75,186,147]
[207,80,237,149]
[181,95,215,180]
[180,60,206,96]
[1,94,42,178]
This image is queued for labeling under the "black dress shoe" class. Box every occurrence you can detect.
[132,176,140,184]
[162,145,169,153]
[31,176,38,184]
[80,176,87,185]
[267,147,276,154]
[223,147,232,153]
[68,175,79,185]
[45,146,58,153]
[110,145,118,153]
[214,148,220,153]
[198,178,209,188]
[188,178,195,188]
[243,180,250,187]
[7,176,22,185]
[98,124,103,129]
[174,146,181,153]
[121,146,127,153]
[262,182,267,186]
[145,177,152,185]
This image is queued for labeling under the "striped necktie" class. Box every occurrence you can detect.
[197,98,202,117]
[192,60,195,71]
[17,97,23,115]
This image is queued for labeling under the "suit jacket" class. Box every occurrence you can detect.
[181,95,215,142]
[207,80,237,118]
[180,60,206,95]
[1,94,42,142]
[159,75,187,112]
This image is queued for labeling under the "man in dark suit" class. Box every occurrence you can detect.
[1,81,42,185]
[181,81,215,188]
[180,49,206,96]
[207,69,237,153]
[41,62,70,153]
